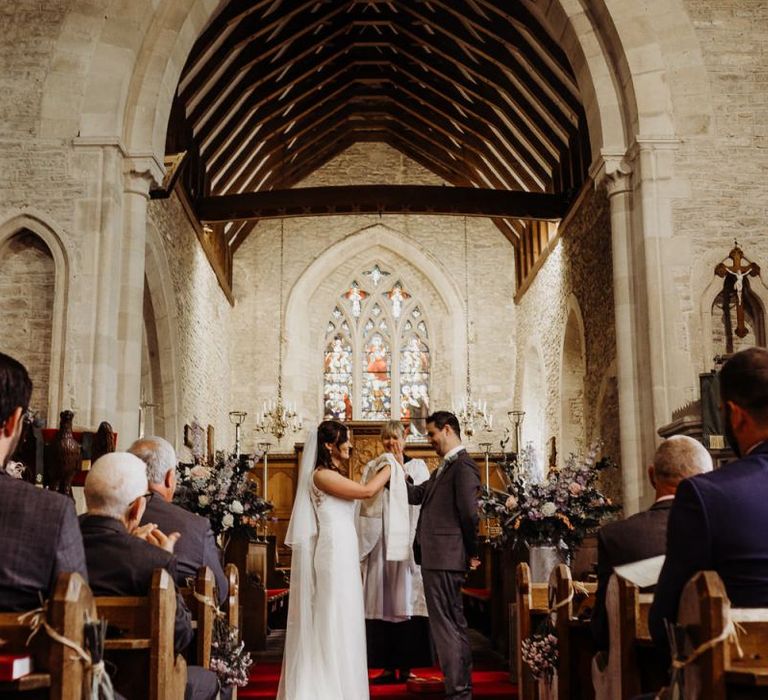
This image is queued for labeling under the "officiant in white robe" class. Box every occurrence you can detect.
[357,421,433,684]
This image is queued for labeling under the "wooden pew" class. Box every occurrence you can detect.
[592,574,657,699]
[514,562,549,700]
[549,563,597,700]
[0,572,93,700]
[225,533,268,651]
[677,571,768,699]
[96,568,186,700]
[179,567,215,669]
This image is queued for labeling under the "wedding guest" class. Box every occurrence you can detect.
[650,348,768,648]
[130,436,228,604]
[406,411,480,700]
[0,351,88,611]
[359,421,432,684]
[591,435,712,650]
[80,452,223,700]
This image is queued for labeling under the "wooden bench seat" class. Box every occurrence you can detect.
[96,569,186,700]
[0,572,93,700]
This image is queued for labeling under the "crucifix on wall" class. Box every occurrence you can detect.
[715,242,760,352]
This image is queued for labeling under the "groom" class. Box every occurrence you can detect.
[406,411,480,700]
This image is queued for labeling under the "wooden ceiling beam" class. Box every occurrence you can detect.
[197,185,569,222]
[182,2,350,110]
[209,80,361,189]
[188,14,354,131]
[422,0,581,110]
[391,59,557,179]
[389,36,561,163]
[393,13,575,146]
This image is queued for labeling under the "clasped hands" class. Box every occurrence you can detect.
[132,522,181,553]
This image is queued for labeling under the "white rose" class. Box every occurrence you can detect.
[230,500,244,514]
[222,513,234,530]
[541,501,557,517]
[198,495,209,507]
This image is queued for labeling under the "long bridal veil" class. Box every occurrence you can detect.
[277,427,326,699]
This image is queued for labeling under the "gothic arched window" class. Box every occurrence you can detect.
[324,268,431,428]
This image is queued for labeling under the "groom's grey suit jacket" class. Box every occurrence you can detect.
[407,449,481,571]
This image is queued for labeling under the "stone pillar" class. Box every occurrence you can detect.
[116,157,163,446]
[593,151,655,514]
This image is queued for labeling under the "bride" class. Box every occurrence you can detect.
[277,420,391,700]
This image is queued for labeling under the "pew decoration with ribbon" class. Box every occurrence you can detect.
[174,450,274,541]
[189,580,254,687]
[18,604,116,700]
[478,442,619,555]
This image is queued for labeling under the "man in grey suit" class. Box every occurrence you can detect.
[0,352,88,611]
[590,435,713,650]
[81,452,223,700]
[407,411,480,700]
[130,436,228,604]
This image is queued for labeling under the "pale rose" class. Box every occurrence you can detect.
[198,495,209,507]
[568,482,584,496]
[230,500,244,514]
[190,466,211,479]
[505,495,518,511]
[222,513,234,530]
[541,501,557,517]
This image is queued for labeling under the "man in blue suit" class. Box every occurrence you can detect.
[650,347,768,647]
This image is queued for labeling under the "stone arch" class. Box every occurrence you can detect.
[560,296,587,458]
[0,211,72,423]
[143,223,181,446]
[284,223,466,419]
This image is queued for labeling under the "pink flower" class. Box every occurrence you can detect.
[190,465,211,479]
[568,482,583,496]
[505,495,518,511]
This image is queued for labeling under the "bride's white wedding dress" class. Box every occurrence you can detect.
[277,429,369,700]
[310,481,369,698]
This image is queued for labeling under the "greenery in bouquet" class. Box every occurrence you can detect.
[174,450,273,540]
[210,617,253,687]
[479,442,619,554]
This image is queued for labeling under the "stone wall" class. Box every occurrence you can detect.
[0,231,55,421]
[146,192,234,451]
[514,184,621,502]
[231,143,517,452]
[671,1,768,386]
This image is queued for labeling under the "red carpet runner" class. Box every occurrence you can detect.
[240,663,518,698]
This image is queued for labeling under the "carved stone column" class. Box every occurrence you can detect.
[591,150,653,514]
[116,156,163,445]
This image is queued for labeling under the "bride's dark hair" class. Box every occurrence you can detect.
[316,420,348,473]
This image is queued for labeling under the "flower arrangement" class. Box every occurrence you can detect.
[174,451,273,539]
[210,617,253,687]
[521,629,559,683]
[479,442,619,554]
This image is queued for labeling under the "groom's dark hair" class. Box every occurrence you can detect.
[427,411,461,439]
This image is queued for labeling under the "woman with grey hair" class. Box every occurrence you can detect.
[358,420,433,684]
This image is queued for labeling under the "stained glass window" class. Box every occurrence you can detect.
[361,332,391,420]
[323,265,430,425]
[323,332,353,421]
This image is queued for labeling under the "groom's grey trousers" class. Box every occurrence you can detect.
[421,568,472,699]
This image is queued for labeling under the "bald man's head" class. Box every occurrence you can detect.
[652,435,713,488]
[85,452,149,521]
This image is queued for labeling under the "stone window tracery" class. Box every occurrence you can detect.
[323,268,431,429]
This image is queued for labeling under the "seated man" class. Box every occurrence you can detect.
[129,436,228,604]
[591,435,713,650]
[0,352,88,611]
[81,452,221,700]
[650,347,768,647]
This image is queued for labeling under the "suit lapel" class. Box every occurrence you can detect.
[422,450,464,508]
